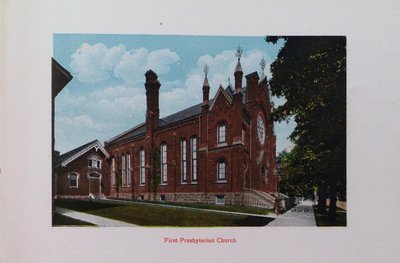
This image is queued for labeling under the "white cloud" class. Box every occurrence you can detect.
[91,85,142,99]
[70,43,126,83]
[57,47,281,154]
[58,114,106,129]
[146,49,180,74]
[114,48,179,84]
[159,49,273,117]
[69,43,180,84]
[160,88,196,117]
[185,49,272,98]
[55,89,86,111]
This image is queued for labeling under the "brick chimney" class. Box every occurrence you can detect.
[145,70,161,134]
[245,71,259,104]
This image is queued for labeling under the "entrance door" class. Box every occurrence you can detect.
[89,173,101,196]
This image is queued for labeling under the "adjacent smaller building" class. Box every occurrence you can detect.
[54,140,110,199]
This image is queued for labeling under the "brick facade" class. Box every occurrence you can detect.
[104,58,278,207]
[55,141,110,199]
[54,58,278,207]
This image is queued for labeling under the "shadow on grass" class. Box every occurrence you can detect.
[237,216,274,226]
[313,206,347,227]
[53,213,94,226]
[55,199,125,212]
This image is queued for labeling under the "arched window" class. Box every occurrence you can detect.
[160,143,167,184]
[262,165,268,184]
[68,172,79,188]
[126,153,131,186]
[121,155,126,186]
[111,157,115,186]
[190,136,197,182]
[180,139,187,183]
[217,123,226,144]
[139,149,145,185]
[217,159,227,182]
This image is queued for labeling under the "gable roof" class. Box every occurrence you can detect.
[106,83,252,147]
[105,123,146,145]
[105,98,215,146]
[160,101,207,127]
[56,140,110,168]
[209,85,233,111]
[52,58,73,97]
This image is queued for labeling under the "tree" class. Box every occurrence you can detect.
[116,157,122,198]
[266,36,346,222]
[150,149,161,201]
[277,147,316,198]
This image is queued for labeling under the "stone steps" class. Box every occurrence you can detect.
[243,189,276,209]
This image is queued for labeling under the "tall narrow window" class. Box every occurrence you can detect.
[190,137,197,182]
[242,128,245,144]
[139,149,145,185]
[160,143,167,184]
[126,154,131,186]
[181,140,187,183]
[217,159,226,182]
[111,157,115,186]
[121,155,126,186]
[217,124,226,143]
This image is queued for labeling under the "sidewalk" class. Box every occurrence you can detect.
[55,207,137,227]
[266,200,316,227]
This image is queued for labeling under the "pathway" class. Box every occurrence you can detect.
[55,207,137,227]
[266,200,316,227]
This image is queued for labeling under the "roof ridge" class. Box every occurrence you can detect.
[105,122,146,143]
[60,139,98,156]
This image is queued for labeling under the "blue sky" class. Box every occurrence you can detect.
[53,34,295,154]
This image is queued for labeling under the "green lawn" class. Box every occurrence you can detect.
[55,199,274,227]
[314,206,347,227]
[53,213,95,226]
[111,198,274,215]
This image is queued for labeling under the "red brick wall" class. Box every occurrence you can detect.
[55,148,109,197]
[104,70,277,202]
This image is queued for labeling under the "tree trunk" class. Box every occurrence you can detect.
[317,182,327,213]
[328,181,337,222]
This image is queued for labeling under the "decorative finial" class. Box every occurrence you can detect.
[260,57,266,73]
[235,45,243,60]
[203,64,209,77]
[228,77,231,85]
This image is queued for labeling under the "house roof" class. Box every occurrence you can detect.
[106,82,253,147]
[56,140,110,168]
[52,58,73,97]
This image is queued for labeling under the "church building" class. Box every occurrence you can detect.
[104,49,278,208]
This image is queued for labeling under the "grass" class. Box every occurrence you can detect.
[53,213,95,226]
[55,199,274,227]
[314,206,347,227]
[112,198,274,215]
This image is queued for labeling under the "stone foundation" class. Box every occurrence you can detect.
[55,195,89,200]
[133,192,274,208]
[56,191,274,209]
